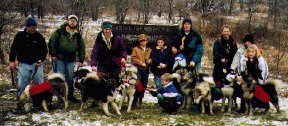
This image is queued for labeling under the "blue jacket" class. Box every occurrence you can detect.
[150,46,172,75]
[176,28,203,65]
[159,82,183,102]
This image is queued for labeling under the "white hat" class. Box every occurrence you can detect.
[68,15,78,20]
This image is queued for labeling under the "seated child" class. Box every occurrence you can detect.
[171,45,186,73]
[157,73,183,114]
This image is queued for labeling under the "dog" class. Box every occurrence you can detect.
[241,74,281,116]
[118,65,138,112]
[47,73,68,110]
[79,72,122,116]
[172,68,196,109]
[74,66,92,89]
[192,81,214,116]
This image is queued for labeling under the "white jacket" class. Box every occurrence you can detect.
[230,46,246,72]
[239,55,268,85]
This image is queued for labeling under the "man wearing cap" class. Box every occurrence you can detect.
[175,18,203,75]
[49,15,85,102]
[213,25,238,87]
[91,21,127,82]
[9,17,48,111]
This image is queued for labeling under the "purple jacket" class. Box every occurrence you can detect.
[91,31,127,67]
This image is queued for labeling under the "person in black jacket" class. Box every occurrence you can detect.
[213,25,238,87]
[9,17,48,111]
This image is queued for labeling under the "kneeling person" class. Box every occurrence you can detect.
[157,73,183,114]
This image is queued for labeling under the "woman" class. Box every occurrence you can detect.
[239,44,268,85]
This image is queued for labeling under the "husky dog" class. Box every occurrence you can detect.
[79,72,122,116]
[172,68,195,109]
[118,66,138,112]
[241,74,281,116]
[74,66,92,89]
[47,73,68,110]
[192,81,214,116]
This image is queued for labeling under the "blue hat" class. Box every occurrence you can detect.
[25,18,37,27]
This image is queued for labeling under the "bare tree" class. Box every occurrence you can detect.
[114,0,133,23]
[0,0,19,64]
[138,0,156,24]
[247,0,258,33]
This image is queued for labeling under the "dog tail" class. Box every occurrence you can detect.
[86,72,100,81]
[48,73,65,81]
[265,79,282,90]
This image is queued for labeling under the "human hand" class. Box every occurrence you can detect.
[78,62,83,67]
[221,58,226,63]
[188,61,195,67]
[121,58,126,64]
[91,66,97,71]
[142,63,147,67]
[36,60,42,67]
[157,65,161,69]
[146,59,152,64]
[160,63,166,68]
[180,45,184,50]
[9,62,15,69]
[51,57,57,61]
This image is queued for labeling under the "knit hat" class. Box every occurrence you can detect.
[182,18,192,26]
[243,34,254,44]
[102,21,113,29]
[25,18,37,27]
[68,15,78,20]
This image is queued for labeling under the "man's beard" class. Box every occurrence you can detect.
[68,24,76,29]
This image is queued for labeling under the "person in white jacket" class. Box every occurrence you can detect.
[230,34,254,73]
[239,44,268,85]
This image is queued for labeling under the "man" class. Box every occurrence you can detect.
[9,17,48,110]
[91,21,127,82]
[49,15,85,102]
[213,25,238,87]
[175,18,203,74]
[230,34,254,73]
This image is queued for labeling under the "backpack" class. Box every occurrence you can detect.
[48,28,82,54]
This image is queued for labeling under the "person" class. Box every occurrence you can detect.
[239,44,268,85]
[230,34,254,73]
[91,20,127,81]
[150,35,172,90]
[170,44,187,73]
[175,18,203,74]
[213,25,238,87]
[157,73,183,114]
[9,17,48,111]
[131,34,152,105]
[49,15,86,102]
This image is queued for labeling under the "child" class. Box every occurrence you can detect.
[239,44,268,85]
[170,44,187,73]
[131,34,152,105]
[151,35,172,90]
[157,73,183,114]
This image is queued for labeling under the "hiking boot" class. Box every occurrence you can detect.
[68,96,80,103]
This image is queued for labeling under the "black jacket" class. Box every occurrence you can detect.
[9,29,48,64]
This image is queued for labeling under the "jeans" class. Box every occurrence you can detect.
[154,74,163,90]
[18,62,44,96]
[53,59,75,97]
[137,69,149,98]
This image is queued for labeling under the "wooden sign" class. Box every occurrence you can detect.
[112,24,179,54]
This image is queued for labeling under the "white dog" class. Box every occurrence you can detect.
[118,65,138,112]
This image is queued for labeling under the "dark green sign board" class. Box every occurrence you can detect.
[112,24,179,54]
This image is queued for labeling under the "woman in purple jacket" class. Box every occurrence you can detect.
[91,21,127,82]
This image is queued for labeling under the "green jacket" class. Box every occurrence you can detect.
[49,22,85,63]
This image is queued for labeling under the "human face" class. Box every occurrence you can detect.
[26,26,37,34]
[68,18,77,29]
[162,79,170,86]
[248,49,256,58]
[172,47,178,54]
[184,22,191,32]
[139,40,148,47]
[222,27,231,39]
[157,40,165,47]
[244,41,252,48]
[103,28,112,38]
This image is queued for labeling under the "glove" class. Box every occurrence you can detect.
[157,94,164,101]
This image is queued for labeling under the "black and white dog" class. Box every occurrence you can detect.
[78,72,122,116]
[118,65,138,112]
[74,66,92,89]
